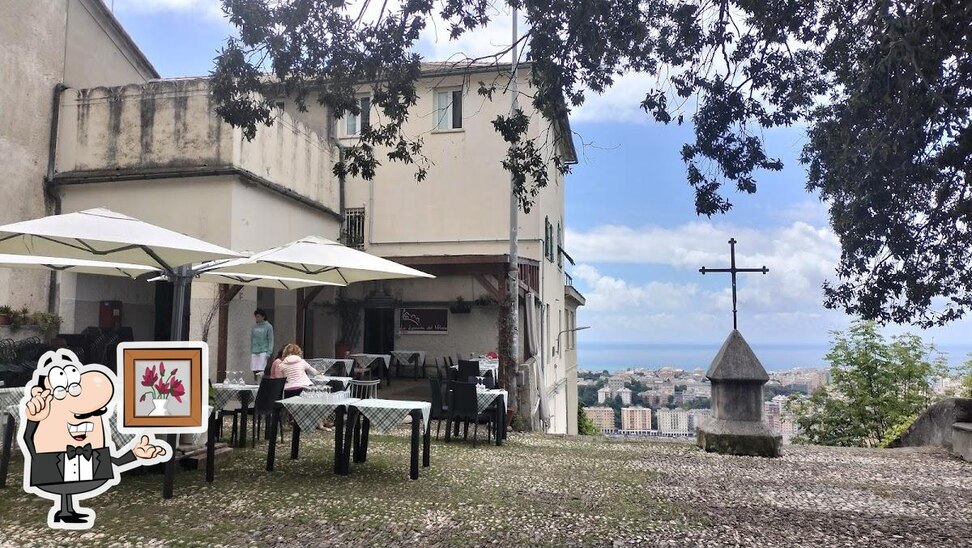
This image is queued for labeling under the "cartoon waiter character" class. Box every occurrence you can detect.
[18,348,170,529]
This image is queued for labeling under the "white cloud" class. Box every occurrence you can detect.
[570,72,659,124]
[111,0,226,19]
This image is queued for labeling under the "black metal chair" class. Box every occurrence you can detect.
[251,377,286,446]
[457,360,480,384]
[446,380,493,447]
[482,370,496,389]
[428,377,449,439]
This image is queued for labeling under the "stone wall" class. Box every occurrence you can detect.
[888,398,972,451]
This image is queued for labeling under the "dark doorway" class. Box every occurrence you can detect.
[363,308,395,355]
[154,281,191,341]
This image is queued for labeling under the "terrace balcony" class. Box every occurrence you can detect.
[52,78,340,217]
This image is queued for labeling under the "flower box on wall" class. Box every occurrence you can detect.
[448,298,471,314]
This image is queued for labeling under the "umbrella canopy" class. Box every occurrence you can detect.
[151,271,342,290]
[200,236,434,284]
[0,208,241,272]
[0,254,157,279]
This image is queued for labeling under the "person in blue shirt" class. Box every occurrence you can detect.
[250,309,274,382]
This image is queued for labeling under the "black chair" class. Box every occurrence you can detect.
[428,377,449,439]
[251,377,286,446]
[457,360,480,384]
[446,381,493,447]
[482,370,496,389]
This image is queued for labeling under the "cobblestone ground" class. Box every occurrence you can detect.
[0,432,969,547]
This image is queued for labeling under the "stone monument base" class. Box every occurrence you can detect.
[697,418,782,458]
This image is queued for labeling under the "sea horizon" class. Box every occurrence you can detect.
[577,341,972,372]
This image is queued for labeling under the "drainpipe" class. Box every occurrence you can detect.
[44,83,66,314]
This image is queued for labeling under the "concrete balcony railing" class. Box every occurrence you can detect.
[53,78,339,214]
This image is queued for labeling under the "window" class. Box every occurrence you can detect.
[557,222,563,269]
[544,217,553,261]
[344,96,371,136]
[345,207,366,249]
[434,88,463,130]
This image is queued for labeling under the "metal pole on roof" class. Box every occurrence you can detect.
[505,7,520,403]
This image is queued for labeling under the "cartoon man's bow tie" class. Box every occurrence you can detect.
[66,443,93,460]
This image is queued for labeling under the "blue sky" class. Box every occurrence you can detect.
[110,1,972,366]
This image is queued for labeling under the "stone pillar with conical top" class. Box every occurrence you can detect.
[697,330,782,457]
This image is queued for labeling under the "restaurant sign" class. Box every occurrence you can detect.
[398,308,448,334]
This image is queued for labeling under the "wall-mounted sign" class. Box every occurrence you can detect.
[398,308,448,334]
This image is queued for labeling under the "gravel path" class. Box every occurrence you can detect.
[0,432,969,546]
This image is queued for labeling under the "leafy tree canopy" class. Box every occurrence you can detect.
[211,0,971,325]
[788,320,947,447]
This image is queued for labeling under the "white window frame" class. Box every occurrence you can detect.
[344,96,371,137]
[433,87,463,131]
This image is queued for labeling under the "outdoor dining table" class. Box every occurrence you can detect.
[307,358,353,377]
[1,386,136,488]
[310,375,353,390]
[450,359,500,382]
[211,383,259,448]
[348,353,392,385]
[389,350,426,379]
[266,395,431,480]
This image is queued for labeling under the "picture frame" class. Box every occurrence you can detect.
[115,341,209,434]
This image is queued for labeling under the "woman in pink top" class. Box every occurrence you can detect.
[275,343,318,396]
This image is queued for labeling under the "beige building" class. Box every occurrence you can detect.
[0,1,583,433]
[620,407,652,432]
[583,407,615,432]
[656,409,691,434]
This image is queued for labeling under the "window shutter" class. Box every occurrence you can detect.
[452,90,462,128]
[360,97,371,131]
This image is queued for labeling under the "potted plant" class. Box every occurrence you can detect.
[334,293,362,357]
[449,296,471,314]
[0,306,11,326]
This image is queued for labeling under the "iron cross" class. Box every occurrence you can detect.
[699,238,768,330]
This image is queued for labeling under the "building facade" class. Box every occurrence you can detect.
[583,407,615,432]
[620,407,652,432]
[0,1,583,433]
[656,409,691,434]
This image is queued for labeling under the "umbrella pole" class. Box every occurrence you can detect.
[163,265,190,500]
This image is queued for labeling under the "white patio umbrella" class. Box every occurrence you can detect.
[0,254,157,279]
[0,208,241,271]
[152,271,343,291]
[198,235,434,284]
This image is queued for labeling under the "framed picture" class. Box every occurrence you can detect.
[115,341,209,434]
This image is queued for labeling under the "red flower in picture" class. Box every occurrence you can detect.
[155,378,170,395]
[169,378,186,403]
[159,362,165,376]
[141,365,158,387]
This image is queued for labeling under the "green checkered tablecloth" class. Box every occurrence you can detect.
[351,399,430,435]
[280,396,361,432]
[476,389,508,414]
[212,384,259,411]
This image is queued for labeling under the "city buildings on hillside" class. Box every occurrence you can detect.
[598,376,633,405]
[583,407,616,432]
[764,395,801,442]
[621,407,652,432]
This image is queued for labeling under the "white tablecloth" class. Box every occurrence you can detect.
[349,354,391,373]
[351,399,430,435]
[451,360,499,380]
[311,376,353,389]
[280,395,360,432]
[212,384,260,411]
[306,358,353,376]
[389,351,426,368]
